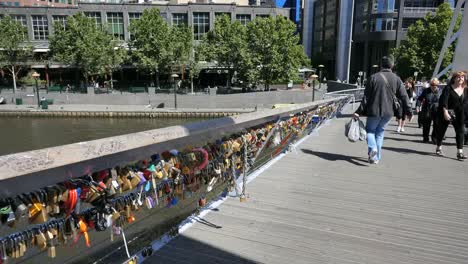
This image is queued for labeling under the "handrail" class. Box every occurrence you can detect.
[0,96,350,264]
[0,97,350,199]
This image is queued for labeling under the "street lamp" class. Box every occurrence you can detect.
[372,65,379,74]
[311,74,318,102]
[318,65,324,90]
[413,71,419,82]
[32,71,40,108]
[171,73,179,109]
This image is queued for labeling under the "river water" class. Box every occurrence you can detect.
[0,117,205,156]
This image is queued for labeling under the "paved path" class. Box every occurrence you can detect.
[145,109,468,263]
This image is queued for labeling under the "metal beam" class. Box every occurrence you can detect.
[452,5,468,72]
[432,0,465,77]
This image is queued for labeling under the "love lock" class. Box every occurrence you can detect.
[141,246,153,257]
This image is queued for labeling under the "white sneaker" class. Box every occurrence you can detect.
[369,150,378,164]
[397,126,401,133]
[401,127,405,132]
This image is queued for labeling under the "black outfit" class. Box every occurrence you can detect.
[434,86,468,149]
[356,69,411,117]
[416,87,441,142]
[464,99,468,144]
[395,86,413,120]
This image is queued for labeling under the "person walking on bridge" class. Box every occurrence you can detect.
[416,78,441,143]
[354,56,412,164]
[433,71,467,160]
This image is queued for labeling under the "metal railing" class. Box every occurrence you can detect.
[322,88,365,105]
[0,96,351,264]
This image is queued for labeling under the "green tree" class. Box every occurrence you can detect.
[0,16,32,92]
[202,15,248,88]
[49,13,122,87]
[129,8,172,88]
[187,45,205,93]
[246,16,309,91]
[392,3,461,79]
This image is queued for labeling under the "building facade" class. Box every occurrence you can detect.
[302,0,353,81]
[0,3,289,52]
[351,0,453,81]
[0,2,289,88]
[303,0,457,82]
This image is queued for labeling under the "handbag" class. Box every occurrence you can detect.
[379,73,401,112]
[448,109,456,121]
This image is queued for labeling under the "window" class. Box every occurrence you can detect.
[172,13,188,26]
[402,18,421,30]
[10,15,27,39]
[11,15,27,27]
[256,14,269,19]
[128,12,142,22]
[215,12,231,21]
[107,12,124,40]
[53,15,67,30]
[325,15,335,28]
[32,15,48,40]
[372,0,395,13]
[193,12,209,40]
[128,13,141,40]
[404,0,440,7]
[371,18,396,31]
[236,14,251,25]
[84,12,102,28]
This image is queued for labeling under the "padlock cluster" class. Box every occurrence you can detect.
[0,101,346,263]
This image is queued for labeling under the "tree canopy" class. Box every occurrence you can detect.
[202,15,248,88]
[129,9,171,87]
[199,15,309,90]
[392,3,461,79]
[0,15,31,92]
[49,13,126,85]
[246,16,309,90]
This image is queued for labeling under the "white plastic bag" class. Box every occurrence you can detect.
[358,119,366,141]
[345,118,361,142]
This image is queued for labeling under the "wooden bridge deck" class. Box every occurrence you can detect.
[145,106,468,264]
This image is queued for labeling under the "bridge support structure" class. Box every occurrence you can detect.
[433,0,467,78]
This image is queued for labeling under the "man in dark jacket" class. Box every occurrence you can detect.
[355,56,412,164]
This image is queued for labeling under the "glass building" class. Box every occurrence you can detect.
[303,0,453,81]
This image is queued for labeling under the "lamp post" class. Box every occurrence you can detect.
[318,65,324,90]
[32,71,40,108]
[372,64,379,74]
[413,71,418,82]
[311,74,318,101]
[171,73,179,109]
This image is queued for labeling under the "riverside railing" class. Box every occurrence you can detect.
[0,96,351,264]
[323,88,365,104]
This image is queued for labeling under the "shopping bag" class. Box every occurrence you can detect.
[358,119,366,141]
[345,118,361,142]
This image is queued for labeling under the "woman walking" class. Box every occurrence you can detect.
[434,72,468,160]
[396,78,415,132]
[416,78,441,143]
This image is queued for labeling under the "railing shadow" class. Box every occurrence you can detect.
[301,148,369,166]
[147,235,257,264]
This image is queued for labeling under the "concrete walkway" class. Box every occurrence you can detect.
[145,112,468,263]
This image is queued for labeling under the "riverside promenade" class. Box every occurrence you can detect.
[146,105,468,264]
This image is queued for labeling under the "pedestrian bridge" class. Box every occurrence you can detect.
[0,99,467,264]
[146,104,468,264]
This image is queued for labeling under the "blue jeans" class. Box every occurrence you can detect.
[366,116,392,161]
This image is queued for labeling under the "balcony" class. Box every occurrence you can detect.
[403,7,437,14]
